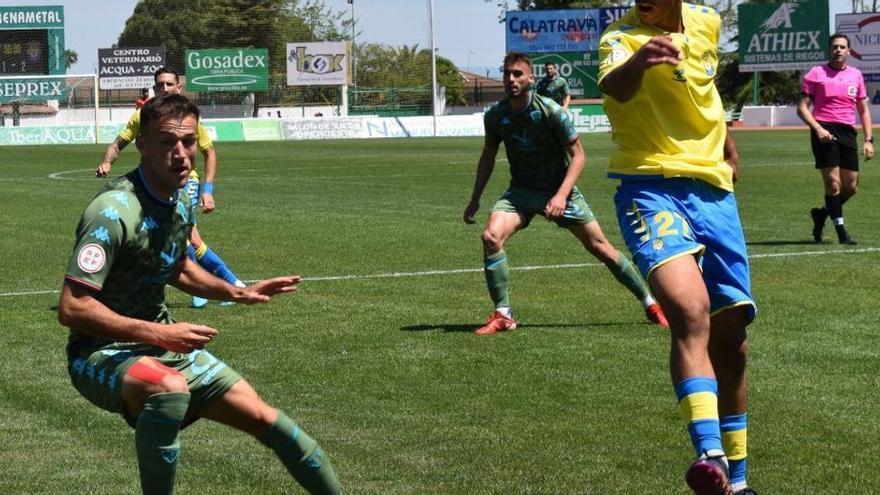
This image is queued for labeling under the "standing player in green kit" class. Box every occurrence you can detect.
[463,52,668,335]
[535,61,571,111]
[59,94,342,495]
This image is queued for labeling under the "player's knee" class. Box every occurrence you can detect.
[825,180,841,195]
[843,183,858,197]
[156,372,189,394]
[585,236,612,258]
[240,397,278,432]
[665,299,711,334]
[481,230,503,253]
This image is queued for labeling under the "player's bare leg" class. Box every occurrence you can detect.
[649,256,731,494]
[710,307,751,493]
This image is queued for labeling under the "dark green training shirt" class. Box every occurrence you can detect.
[484,93,579,193]
[535,75,570,106]
[64,166,194,354]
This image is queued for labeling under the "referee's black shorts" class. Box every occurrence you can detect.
[810,121,859,171]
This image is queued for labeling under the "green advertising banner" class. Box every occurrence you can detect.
[0,78,66,103]
[241,119,281,141]
[0,123,121,146]
[185,48,269,92]
[202,120,244,142]
[0,5,66,102]
[0,6,66,76]
[0,6,64,28]
[568,104,609,133]
[530,51,601,98]
[738,0,829,72]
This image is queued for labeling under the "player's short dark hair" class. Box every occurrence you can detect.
[544,62,557,69]
[139,93,200,136]
[829,33,850,48]
[154,66,180,83]
[503,51,532,72]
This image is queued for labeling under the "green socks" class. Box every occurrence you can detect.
[135,392,190,495]
[258,412,342,495]
[484,250,511,309]
[609,250,652,303]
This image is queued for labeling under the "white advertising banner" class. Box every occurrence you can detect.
[836,13,880,76]
[286,41,350,86]
[98,47,165,90]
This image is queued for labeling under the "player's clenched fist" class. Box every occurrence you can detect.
[634,35,682,69]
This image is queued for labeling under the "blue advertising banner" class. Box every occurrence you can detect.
[505,7,630,53]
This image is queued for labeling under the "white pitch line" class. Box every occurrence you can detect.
[4,247,878,298]
[48,168,99,181]
[301,262,597,282]
[2,289,61,297]
[749,247,880,259]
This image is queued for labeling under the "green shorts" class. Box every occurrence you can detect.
[67,342,242,428]
[491,186,596,228]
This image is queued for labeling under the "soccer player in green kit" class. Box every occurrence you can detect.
[59,94,341,495]
[535,62,571,111]
[463,52,668,335]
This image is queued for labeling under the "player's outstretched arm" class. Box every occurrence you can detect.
[236,275,302,304]
[170,257,300,304]
[96,136,131,177]
[600,35,682,103]
[464,144,499,224]
[58,282,217,353]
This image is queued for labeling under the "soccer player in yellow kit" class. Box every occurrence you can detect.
[599,1,756,494]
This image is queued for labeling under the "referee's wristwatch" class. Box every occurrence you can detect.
[867,137,874,143]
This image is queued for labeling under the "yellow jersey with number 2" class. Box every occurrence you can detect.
[598,3,733,192]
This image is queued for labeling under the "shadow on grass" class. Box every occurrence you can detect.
[746,240,820,246]
[400,321,638,332]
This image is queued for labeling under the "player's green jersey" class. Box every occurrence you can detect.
[598,3,732,191]
[484,93,579,193]
[64,166,194,353]
[535,75,570,106]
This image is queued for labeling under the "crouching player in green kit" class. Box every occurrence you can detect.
[463,52,668,335]
[58,93,341,495]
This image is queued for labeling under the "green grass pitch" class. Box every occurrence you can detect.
[1,130,878,493]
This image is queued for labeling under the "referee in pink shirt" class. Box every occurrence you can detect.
[797,33,874,245]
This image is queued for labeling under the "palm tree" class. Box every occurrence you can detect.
[64,49,78,70]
